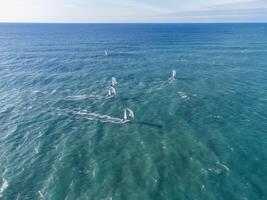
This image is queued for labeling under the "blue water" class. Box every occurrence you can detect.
[0,23,267,200]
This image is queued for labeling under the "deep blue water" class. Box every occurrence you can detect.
[0,23,267,200]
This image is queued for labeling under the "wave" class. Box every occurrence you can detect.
[0,178,8,198]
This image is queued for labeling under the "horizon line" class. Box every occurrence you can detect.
[0,21,267,24]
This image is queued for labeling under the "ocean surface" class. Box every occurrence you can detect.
[0,23,267,200]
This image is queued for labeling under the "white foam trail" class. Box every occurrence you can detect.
[62,109,125,124]
[207,168,221,174]
[65,95,103,101]
[207,162,230,175]
[177,92,190,100]
[65,95,88,100]
[216,162,230,172]
[0,178,8,198]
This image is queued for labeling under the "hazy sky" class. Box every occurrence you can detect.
[0,0,267,22]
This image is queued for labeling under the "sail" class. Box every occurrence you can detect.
[127,108,134,119]
[110,86,116,95]
[108,89,112,96]
[111,77,117,86]
[172,70,176,78]
[124,109,127,120]
[104,50,108,56]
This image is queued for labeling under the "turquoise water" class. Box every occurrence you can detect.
[0,23,267,200]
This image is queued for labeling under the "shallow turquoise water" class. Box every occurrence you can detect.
[0,23,267,200]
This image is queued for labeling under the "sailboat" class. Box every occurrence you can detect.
[123,108,134,123]
[168,70,176,82]
[127,108,134,119]
[104,50,108,56]
[111,77,118,86]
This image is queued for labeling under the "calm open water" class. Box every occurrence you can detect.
[0,23,267,200]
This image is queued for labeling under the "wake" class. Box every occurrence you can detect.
[59,109,126,124]
[65,93,116,101]
[65,95,104,101]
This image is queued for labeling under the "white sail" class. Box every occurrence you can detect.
[127,108,134,119]
[111,77,118,86]
[172,70,176,79]
[104,50,108,56]
[168,70,176,82]
[123,109,127,120]
[107,86,116,98]
[110,86,116,95]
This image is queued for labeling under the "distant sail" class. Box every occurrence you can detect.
[104,50,108,56]
[111,77,118,86]
[168,70,176,82]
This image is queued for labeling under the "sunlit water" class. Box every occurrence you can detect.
[0,23,267,200]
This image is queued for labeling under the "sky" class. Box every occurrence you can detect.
[0,0,267,23]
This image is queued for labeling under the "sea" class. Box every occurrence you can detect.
[0,23,267,200]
